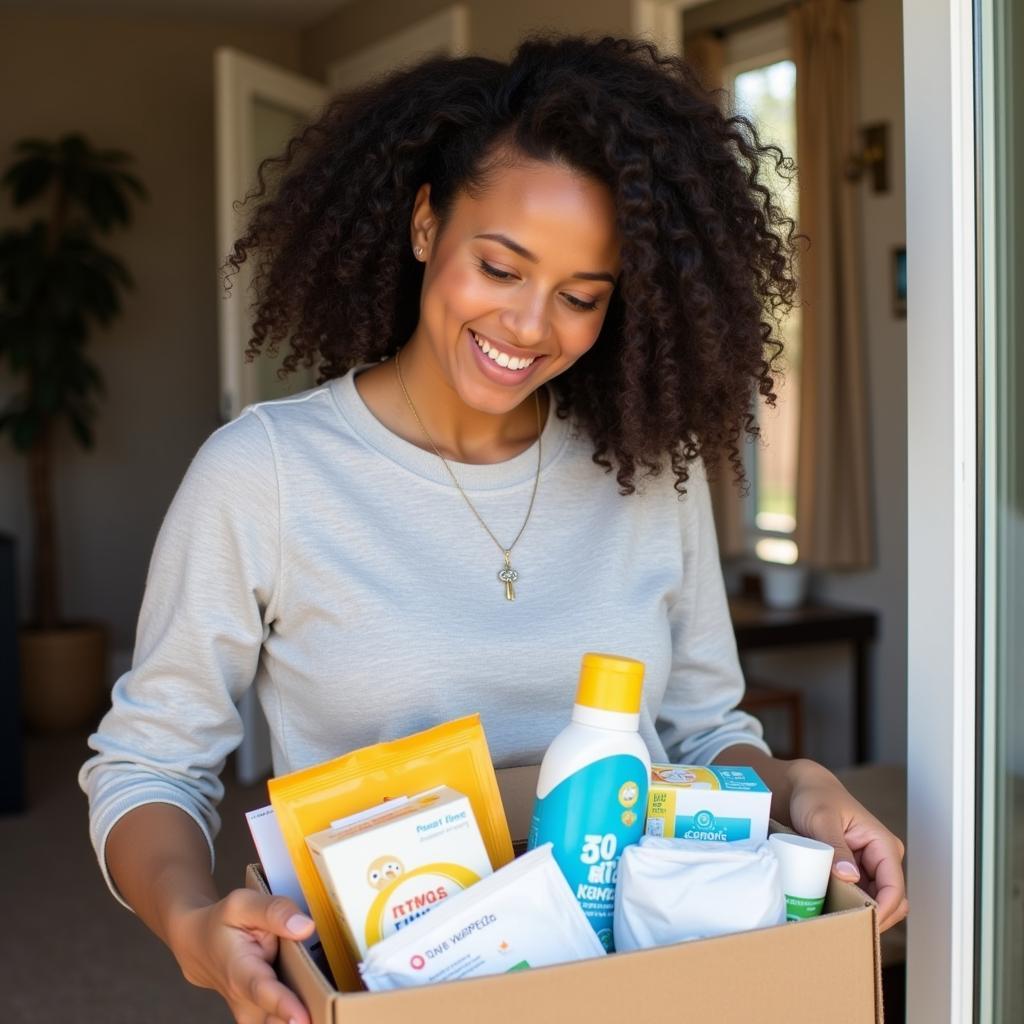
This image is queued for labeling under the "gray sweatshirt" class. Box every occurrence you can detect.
[80,367,767,901]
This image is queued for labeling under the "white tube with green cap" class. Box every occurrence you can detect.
[768,832,835,921]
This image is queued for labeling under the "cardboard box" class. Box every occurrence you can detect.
[246,765,883,1024]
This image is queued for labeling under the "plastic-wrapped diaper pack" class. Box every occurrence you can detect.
[360,844,605,991]
[613,835,786,952]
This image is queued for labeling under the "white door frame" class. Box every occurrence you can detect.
[214,48,327,424]
[903,1,978,1021]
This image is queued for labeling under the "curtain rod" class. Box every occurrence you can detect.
[707,0,859,40]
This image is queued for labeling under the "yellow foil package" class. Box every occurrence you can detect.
[268,715,514,991]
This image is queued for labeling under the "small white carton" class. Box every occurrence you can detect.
[645,764,771,844]
[305,786,493,960]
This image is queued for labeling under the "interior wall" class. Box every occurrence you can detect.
[301,0,632,75]
[685,0,908,768]
[0,11,302,658]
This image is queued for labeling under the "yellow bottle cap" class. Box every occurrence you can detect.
[575,653,645,713]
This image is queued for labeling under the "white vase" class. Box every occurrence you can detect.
[760,563,809,610]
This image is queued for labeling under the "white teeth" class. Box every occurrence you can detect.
[471,331,536,371]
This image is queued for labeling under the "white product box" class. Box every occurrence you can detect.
[644,764,771,845]
[305,786,493,959]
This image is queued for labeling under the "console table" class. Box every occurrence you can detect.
[728,598,880,764]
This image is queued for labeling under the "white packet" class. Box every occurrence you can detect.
[613,835,785,952]
[359,843,605,991]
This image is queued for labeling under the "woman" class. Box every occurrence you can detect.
[81,35,906,1024]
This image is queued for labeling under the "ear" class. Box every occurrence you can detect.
[410,183,438,260]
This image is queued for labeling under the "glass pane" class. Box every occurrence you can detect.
[733,60,800,536]
[978,0,1024,1018]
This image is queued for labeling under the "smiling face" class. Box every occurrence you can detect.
[407,157,621,418]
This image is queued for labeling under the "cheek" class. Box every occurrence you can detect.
[426,262,492,321]
[559,314,606,360]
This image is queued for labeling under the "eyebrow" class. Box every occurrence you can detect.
[474,233,617,285]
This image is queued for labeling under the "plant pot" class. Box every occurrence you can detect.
[19,623,109,732]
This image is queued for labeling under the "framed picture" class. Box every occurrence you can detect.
[893,246,907,318]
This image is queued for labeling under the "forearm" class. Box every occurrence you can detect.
[105,804,220,953]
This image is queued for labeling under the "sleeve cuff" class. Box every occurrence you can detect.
[679,726,773,766]
[91,795,217,912]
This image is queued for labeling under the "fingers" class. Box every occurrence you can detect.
[229,950,310,1024]
[222,889,315,942]
[804,807,862,884]
[841,814,907,929]
[801,804,909,931]
[853,833,908,930]
[881,897,910,932]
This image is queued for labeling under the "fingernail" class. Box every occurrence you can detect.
[287,913,314,934]
[834,860,860,879]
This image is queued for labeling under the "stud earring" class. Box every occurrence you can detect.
[414,246,424,259]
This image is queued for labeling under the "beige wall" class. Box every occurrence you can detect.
[301,0,632,76]
[0,11,302,655]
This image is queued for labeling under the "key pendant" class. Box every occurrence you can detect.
[498,550,519,601]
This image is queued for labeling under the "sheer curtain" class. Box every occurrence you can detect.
[788,0,873,568]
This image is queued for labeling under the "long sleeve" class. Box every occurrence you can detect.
[655,463,770,764]
[79,409,280,906]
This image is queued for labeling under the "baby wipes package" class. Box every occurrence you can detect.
[268,715,514,991]
[613,835,785,951]
[645,764,771,844]
[305,786,493,959]
[359,843,606,991]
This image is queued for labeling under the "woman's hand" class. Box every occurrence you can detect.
[714,747,908,932]
[167,889,316,1024]
[785,758,908,932]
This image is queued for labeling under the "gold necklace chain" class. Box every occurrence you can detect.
[394,347,542,601]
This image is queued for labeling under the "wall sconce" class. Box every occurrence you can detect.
[847,122,889,193]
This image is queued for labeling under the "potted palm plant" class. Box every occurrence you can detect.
[0,134,146,731]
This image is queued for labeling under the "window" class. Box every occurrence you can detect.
[723,22,801,565]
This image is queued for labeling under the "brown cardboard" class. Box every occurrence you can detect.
[246,765,884,1024]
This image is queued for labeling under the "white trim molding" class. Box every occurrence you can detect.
[903,0,978,1021]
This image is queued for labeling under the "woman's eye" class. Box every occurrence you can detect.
[477,259,515,281]
[478,258,599,312]
[564,293,599,312]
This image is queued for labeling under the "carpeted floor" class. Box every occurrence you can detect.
[2,733,267,1023]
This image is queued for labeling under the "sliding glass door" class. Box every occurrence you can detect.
[977,0,1024,1019]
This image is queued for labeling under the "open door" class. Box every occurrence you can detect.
[214,49,327,784]
[215,48,327,423]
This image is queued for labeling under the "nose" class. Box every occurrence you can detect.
[500,287,551,346]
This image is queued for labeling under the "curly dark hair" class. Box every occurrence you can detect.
[226,34,798,495]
